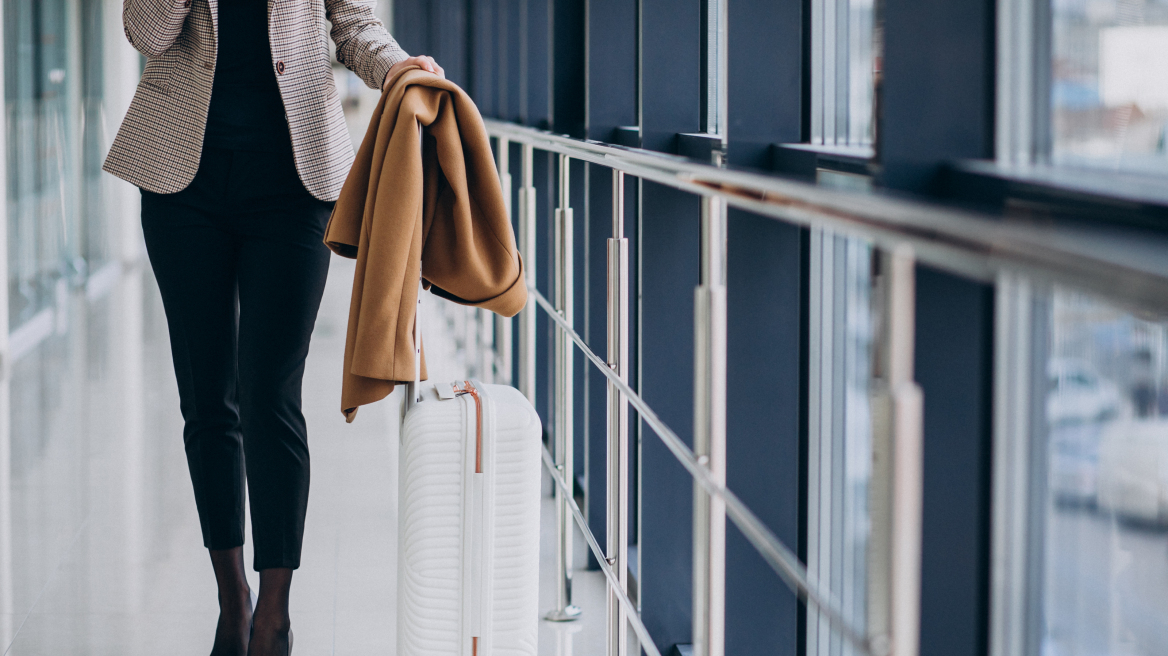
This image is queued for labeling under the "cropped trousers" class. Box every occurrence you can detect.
[141,144,333,570]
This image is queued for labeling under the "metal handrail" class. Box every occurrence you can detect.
[540,445,664,656]
[488,125,895,656]
[485,119,1168,314]
[483,123,949,656]
[529,287,873,655]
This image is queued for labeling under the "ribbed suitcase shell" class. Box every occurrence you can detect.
[398,381,542,656]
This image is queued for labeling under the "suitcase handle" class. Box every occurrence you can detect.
[407,121,424,411]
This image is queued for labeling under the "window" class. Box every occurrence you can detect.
[5,0,107,331]
[994,284,1168,656]
[806,230,875,656]
[1051,0,1168,174]
[809,0,878,147]
[1040,290,1168,655]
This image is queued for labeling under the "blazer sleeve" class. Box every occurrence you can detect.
[327,0,410,90]
[122,0,192,57]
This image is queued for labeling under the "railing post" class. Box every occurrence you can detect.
[869,247,923,656]
[518,145,537,404]
[494,138,513,385]
[606,170,630,656]
[693,194,728,656]
[547,153,582,622]
[887,248,922,656]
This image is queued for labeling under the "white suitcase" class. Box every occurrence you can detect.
[398,379,542,656]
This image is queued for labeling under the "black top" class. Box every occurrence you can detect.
[204,0,290,151]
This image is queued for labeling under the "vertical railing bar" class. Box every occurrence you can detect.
[887,247,922,656]
[495,138,513,385]
[497,136,512,219]
[518,145,537,404]
[542,446,664,656]
[530,284,872,654]
[606,169,629,656]
[547,153,582,622]
[505,141,874,655]
[806,229,824,656]
[693,195,728,656]
[990,272,1033,656]
[716,0,729,148]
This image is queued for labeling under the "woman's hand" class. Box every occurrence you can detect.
[384,56,445,91]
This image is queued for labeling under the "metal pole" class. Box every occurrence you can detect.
[693,194,727,656]
[887,247,922,656]
[518,145,537,404]
[606,170,630,656]
[495,138,514,385]
[547,153,582,621]
[497,136,512,219]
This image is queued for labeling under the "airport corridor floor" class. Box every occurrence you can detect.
[0,257,608,656]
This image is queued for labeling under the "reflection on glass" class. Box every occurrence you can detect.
[1042,289,1168,656]
[807,231,873,656]
[4,0,108,330]
[1051,0,1168,174]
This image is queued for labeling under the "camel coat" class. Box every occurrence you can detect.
[325,66,526,421]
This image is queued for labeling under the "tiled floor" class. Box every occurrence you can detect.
[0,257,613,655]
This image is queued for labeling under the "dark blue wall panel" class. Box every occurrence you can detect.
[525,0,552,127]
[471,0,496,114]
[535,149,555,436]
[638,181,700,651]
[727,0,803,168]
[584,0,638,564]
[640,0,701,153]
[724,212,804,656]
[636,0,703,649]
[586,0,637,141]
[914,266,994,656]
[553,0,586,136]
[878,0,995,192]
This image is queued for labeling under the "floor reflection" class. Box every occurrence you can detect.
[0,259,406,655]
[0,256,614,655]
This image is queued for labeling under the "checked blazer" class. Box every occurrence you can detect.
[102,0,408,201]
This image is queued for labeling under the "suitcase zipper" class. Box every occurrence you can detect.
[454,381,483,473]
[454,380,486,654]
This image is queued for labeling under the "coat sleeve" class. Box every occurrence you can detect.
[122,0,192,57]
[327,0,410,90]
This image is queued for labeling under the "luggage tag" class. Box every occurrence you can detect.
[435,382,458,400]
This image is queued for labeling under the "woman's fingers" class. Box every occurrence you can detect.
[413,55,444,78]
[385,55,445,85]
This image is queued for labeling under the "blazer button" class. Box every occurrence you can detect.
[276,60,285,75]
[182,0,190,7]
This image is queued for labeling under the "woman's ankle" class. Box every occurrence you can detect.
[218,586,253,612]
[250,607,290,634]
[209,547,252,611]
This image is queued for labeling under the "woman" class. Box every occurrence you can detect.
[102,0,441,652]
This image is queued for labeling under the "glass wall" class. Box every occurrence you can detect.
[806,230,875,656]
[1039,289,1168,656]
[810,0,878,147]
[1051,0,1168,174]
[5,0,109,332]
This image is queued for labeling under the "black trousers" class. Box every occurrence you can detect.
[142,144,333,570]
